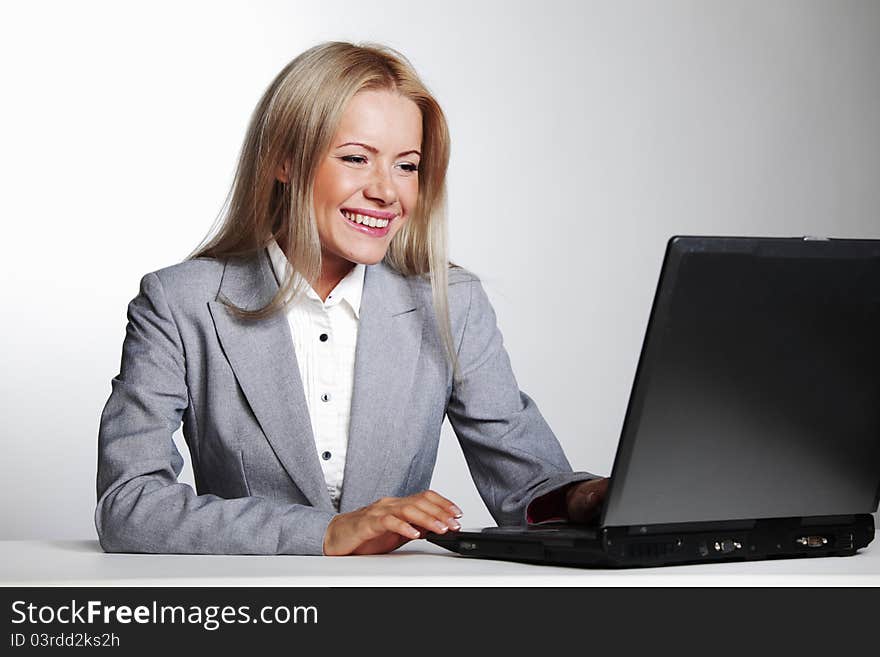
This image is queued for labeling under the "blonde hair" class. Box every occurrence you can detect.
[189,42,459,378]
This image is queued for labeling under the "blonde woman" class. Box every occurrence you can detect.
[95,42,608,556]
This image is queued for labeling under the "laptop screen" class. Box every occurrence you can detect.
[603,236,880,527]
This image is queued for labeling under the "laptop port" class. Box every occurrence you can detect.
[713,539,742,554]
[796,536,828,548]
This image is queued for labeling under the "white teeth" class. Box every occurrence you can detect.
[342,210,391,229]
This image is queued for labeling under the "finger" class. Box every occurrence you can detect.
[585,479,610,509]
[409,498,461,530]
[419,490,463,518]
[580,487,604,512]
[584,491,601,513]
[567,484,604,523]
[578,478,608,503]
[396,503,455,534]
[379,514,422,541]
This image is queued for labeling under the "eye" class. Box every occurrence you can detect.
[397,162,419,174]
[340,155,368,165]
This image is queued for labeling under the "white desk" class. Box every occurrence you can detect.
[1,539,878,586]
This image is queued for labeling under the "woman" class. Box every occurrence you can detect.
[95,41,608,556]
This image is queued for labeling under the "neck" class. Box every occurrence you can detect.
[275,233,356,302]
[315,257,355,302]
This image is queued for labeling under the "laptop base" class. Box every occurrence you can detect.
[427,514,875,569]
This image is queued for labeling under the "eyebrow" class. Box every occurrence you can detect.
[336,141,421,158]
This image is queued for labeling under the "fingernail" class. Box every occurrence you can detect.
[448,519,461,531]
[451,505,463,517]
[434,521,447,532]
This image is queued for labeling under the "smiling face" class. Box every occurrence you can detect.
[311,88,422,279]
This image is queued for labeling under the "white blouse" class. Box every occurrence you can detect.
[266,238,366,511]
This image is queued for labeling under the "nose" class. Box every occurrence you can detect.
[363,167,398,207]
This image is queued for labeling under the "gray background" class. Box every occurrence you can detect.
[1,0,878,540]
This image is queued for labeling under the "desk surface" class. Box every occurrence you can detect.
[1,539,878,586]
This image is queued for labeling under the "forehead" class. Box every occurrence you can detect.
[334,89,422,149]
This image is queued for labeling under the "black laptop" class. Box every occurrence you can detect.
[429,236,879,568]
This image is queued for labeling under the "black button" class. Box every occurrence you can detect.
[319,333,328,342]
[321,393,330,402]
[322,451,331,460]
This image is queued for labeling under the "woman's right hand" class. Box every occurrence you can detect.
[322,490,463,556]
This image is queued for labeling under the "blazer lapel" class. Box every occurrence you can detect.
[339,263,423,511]
[207,249,333,511]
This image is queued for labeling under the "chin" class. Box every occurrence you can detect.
[343,246,389,266]
[355,251,388,266]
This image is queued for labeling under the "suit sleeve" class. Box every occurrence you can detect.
[445,278,600,526]
[95,272,334,554]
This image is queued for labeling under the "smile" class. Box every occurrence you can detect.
[340,209,393,228]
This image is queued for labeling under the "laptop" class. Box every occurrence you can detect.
[428,236,879,568]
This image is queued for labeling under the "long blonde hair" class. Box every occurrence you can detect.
[190,42,459,378]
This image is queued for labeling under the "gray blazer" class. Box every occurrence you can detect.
[95,248,596,554]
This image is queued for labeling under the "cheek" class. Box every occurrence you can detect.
[314,164,357,211]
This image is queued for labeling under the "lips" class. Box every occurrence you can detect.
[341,207,397,220]
[339,209,393,237]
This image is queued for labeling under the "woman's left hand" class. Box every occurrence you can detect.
[565,477,610,524]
